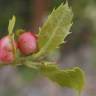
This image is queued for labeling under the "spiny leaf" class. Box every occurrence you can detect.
[39,63,84,93]
[34,3,73,58]
[8,15,16,35]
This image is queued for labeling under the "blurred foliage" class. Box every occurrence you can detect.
[17,65,39,82]
[0,0,34,38]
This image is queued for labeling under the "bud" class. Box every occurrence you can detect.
[17,32,38,55]
[0,36,16,64]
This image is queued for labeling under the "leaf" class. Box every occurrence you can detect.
[15,29,25,37]
[17,65,39,82]
[34,3,73,58]
[39,62,84,93]
[8,15,16,35]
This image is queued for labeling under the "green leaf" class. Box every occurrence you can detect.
[39,63,84,93]
[8,15,16,35]
[34,3,73,58]
[17,65,39,82]
[15,29,25,37]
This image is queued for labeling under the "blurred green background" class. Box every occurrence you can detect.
[0,0,96,96]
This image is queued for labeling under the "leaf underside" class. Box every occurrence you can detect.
[18,62,84,93]
[39,63,84,93]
